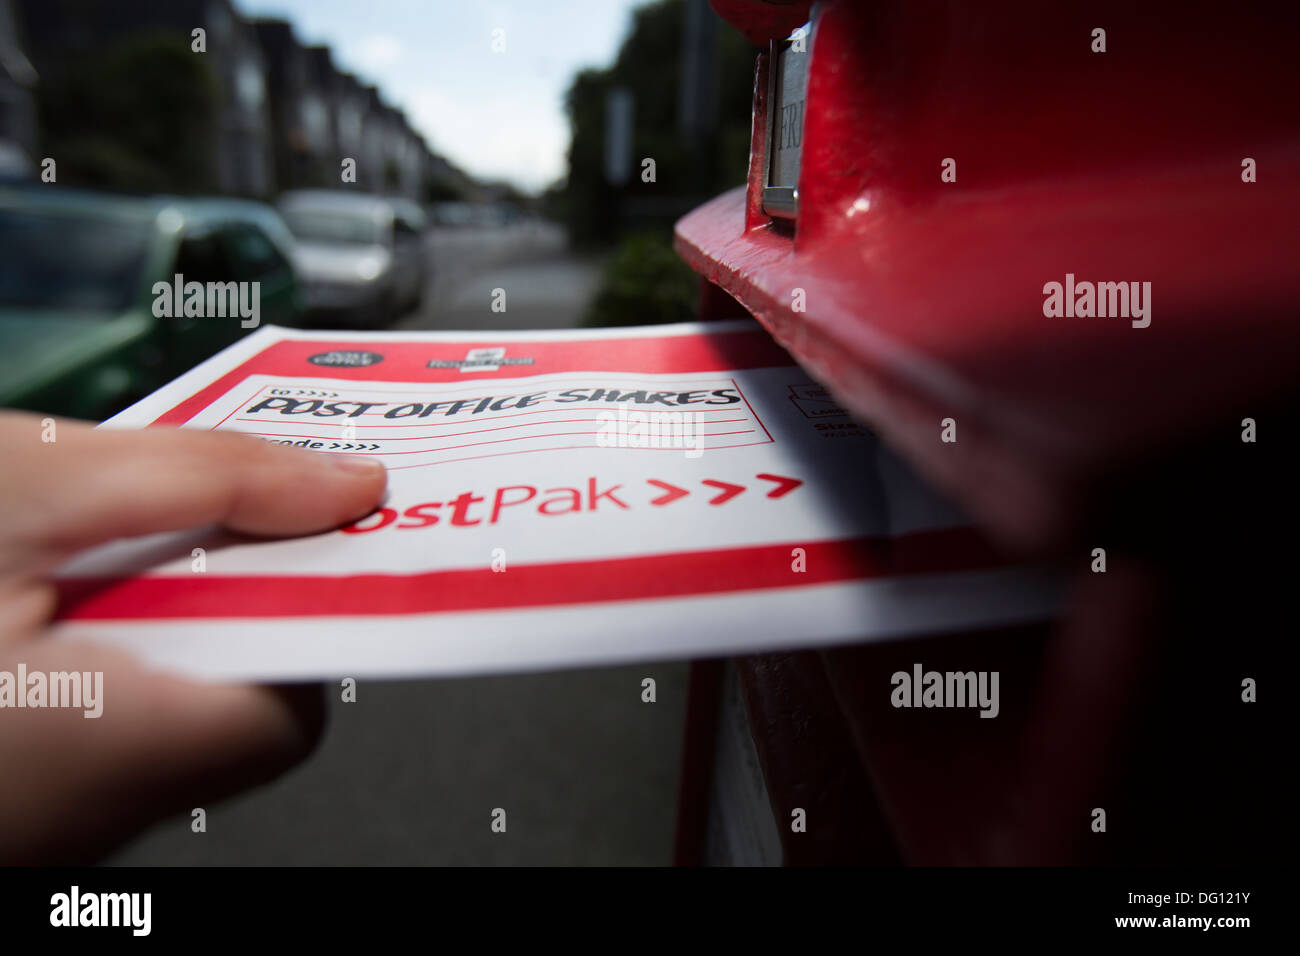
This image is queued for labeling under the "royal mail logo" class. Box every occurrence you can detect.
[308,350,384,368]
[427,347,535,373]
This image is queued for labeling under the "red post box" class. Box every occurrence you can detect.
[673,0,1295,865]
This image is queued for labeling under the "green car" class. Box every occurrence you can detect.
[0,185,303,422]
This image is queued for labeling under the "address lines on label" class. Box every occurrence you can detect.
[232,417,750,441]
[382,438,777,471]
[199,378,777,469]
[207,378,757,428]
[234,404,747,427]
[244,428,759,457]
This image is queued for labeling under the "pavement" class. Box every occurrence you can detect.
[107,223,690,866]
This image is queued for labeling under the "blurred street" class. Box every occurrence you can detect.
[398,221,605,331]
[0,0,731,868]
[110,664,689,866]
[104,220,684,868]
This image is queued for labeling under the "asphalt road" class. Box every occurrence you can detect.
[398,220,606,331]
[107,224,691,866]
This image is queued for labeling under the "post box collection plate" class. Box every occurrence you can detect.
[761,23,810,220]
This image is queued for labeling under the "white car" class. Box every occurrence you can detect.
[278,190,427,327]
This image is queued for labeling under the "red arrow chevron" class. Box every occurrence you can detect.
[647,479,689,506]
[702,479,745,505]
[756,473,803,498]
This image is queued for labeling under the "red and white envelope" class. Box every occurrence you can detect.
[53,321,1058,680]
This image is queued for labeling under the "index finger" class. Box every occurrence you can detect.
[0,413,386,562]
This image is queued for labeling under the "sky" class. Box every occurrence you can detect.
[236,0,648,193]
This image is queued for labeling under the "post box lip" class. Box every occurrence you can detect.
[674,141,1300,553]
[683,2,1300,553]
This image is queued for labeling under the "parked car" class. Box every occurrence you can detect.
[277,190,428,327]
[0,185,302,421]
[429,200,477,228]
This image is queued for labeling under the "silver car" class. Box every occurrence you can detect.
[278,190,427,327]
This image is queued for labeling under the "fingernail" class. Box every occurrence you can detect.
[323,453,385,477]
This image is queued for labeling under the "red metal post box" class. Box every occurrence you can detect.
[673,0,1295,865]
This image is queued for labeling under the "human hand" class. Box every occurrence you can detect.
[0,412,386,862]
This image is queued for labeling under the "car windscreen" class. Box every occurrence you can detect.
[282,208,383,245]
[0,209,152,312]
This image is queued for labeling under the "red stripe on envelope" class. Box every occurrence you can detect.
[56,528,1001,621]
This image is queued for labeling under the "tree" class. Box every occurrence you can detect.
[559,0,755,245]
[37,31,222,194]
